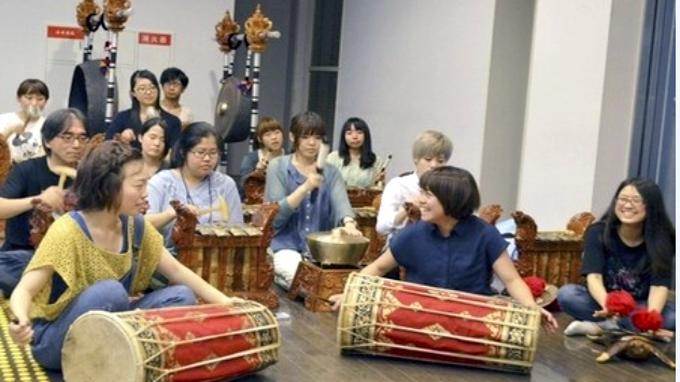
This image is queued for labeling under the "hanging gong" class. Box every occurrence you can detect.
[214,76,252,143]
[68,60,115,136]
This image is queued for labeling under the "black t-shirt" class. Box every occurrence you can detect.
[580,222,671,300]
[0,157,72,251]
[105,108,181,150]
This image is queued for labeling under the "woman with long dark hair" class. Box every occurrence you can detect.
[326,117,383,188]
[558,178,675,335]
[105,70,181,150]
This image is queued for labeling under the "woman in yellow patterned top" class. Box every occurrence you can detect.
[8,141,238,370]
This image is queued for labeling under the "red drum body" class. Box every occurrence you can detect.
[338,273,540,373]
[63,302,280,382]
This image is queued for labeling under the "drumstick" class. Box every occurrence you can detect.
[218,195,230,222]
[196,205,220,215]
[52,165,77,189]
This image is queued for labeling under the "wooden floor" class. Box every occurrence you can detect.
[42,286,675,382]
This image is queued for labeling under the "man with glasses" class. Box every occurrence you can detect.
[0,108,89,295]
[160,67,193,129]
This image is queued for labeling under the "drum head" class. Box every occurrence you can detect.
[214,77,251,143]
[68,60,115,136]
[62,311,145,382]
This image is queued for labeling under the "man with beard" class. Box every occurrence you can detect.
[0,79,50,163]
[0,108,89,295]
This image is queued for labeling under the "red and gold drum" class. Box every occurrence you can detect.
[62,301,280,382]
[338,273,540,373]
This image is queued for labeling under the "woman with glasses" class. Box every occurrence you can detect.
[146,122,243,249]
[558,178,675,336]
[138,117,170,177]
[105,70,181,151]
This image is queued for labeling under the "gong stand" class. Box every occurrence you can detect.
[214,11,244,169]
[102,0,132,128]
[244,5,280,151]
[76,0,102,62]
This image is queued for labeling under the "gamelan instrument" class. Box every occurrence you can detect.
[513,210,595,286]
[171,200,280,308]
[338,273,541,373]
[288,229,369,312]
[62,302,280,382]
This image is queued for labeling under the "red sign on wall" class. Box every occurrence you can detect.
[138,32,172,46]
[47,26,84,40]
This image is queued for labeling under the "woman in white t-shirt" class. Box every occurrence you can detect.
[0,79,49,163]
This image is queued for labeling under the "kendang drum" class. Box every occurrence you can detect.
[338,273,541,373]
[62,301,280,382]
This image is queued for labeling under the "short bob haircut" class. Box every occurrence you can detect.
[256,116,283,145]
[170,121,220,168]
[41,108,89,155]
[419,166,480,220]
[140,117,170,157]
[75,141,143,212]
[412,130,453,162]
[160,67,189,89]
[129,69,161,110]
[289,111,326,151]
[16,79,49,100]
[337,117,376,169]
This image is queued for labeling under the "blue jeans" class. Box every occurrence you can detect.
[557,284,675,331]
[31,279,197,370]
[0,250,34,295]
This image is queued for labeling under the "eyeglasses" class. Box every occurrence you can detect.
[164,80,183,88]
[58,133,90,144]
[617,196,644,206]
[190,150,219,159]
[134,86,158,94]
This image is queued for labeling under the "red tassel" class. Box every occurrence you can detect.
[523,276,546,298]
[605,290,636,316]
[631,309,663,332]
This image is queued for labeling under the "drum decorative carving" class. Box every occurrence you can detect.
[171,201,280,308]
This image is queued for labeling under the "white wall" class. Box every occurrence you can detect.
[0,0,233,123]
[335,0,496,179]
[591,0,646,217]
[516,0,613,229]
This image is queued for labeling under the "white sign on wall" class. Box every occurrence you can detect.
[45,24,173,111]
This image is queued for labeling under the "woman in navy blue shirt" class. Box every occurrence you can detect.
[331,166,558,331]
